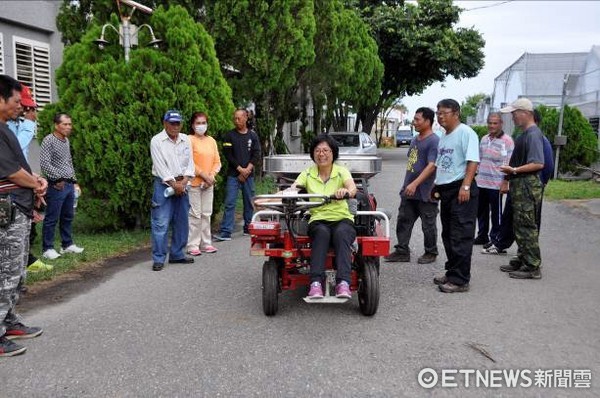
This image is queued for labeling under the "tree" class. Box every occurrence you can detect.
[39,6,234,230]
[351,0,485,133]
[205,0,316,155]
[535,105,599,174]
[301,0,383,137]
[460,92,488,124]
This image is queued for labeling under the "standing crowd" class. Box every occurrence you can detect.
[150,107,260,271]
[386,97,552,293]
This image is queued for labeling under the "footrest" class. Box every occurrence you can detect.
[303,296,350,304]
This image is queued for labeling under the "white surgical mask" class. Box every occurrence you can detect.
[195,124,208,135]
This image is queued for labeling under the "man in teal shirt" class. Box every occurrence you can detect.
[432,99,480,293]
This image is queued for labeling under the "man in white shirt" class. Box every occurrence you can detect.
[150,110,195,271]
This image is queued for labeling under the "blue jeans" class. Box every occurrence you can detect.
[219,175,255,237]
[42,182,75,251]
[151,178,190,264]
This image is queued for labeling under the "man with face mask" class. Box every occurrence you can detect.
[186,112,221,255]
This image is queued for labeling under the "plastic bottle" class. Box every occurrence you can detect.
[73,185,81,208]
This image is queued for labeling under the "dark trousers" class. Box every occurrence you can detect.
[394,198,438,255]
[42,182,75,251]
[308,219,356,284]
[438,180,478,285]
[492,186,545,251]
[476,187,502,243]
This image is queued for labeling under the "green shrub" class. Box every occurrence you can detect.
[535,105,598,174]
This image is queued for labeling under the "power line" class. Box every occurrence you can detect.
[463,1,515,12]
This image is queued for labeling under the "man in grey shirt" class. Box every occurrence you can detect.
[385,107,439,264]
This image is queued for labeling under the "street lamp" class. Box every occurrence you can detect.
[93,0,162,63]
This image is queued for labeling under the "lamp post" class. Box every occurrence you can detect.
[93,0,162,63]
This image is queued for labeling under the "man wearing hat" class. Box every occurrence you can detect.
[499,98,545,279]
[7,84,37,161]
[7,84,53,273]
[149,110,195,271]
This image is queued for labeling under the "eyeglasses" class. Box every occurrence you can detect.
[314,148,332,154]
[167,121,181,125]
[436,110,455,117]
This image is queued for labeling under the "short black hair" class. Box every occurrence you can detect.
[309,134,339,162]
[0,75,22,102]
[415,107,434,126]
[53,113,71,124]
[437,99,461,114]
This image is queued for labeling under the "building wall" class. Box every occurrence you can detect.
[0,0,63,104]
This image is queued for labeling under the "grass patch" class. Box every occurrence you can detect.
[544,179,600,201]
[27,228,150,285]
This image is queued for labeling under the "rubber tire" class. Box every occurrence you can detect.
[262,260,279,316]
[358,258,380,316]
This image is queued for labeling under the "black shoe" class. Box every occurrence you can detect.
[439,282,470,293]
[243,227,250,236]
[0,336,26,357]
[482,241,494,250]
[499,263,521,273]
[417,253,437,264]
[168,257,194,264]
[384,251,410,262]
[433,274,448,285]
[152,262,164,271]
[509,257,522,268]
[509,266,542,279]
[473,236,489,245]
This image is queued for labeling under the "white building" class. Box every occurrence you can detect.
[0,1,63,107]
[490,46,600,134]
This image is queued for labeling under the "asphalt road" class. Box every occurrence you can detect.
[3,148,599,397]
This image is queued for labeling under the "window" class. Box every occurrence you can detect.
[0,33,4,74]
[13,37,51,107]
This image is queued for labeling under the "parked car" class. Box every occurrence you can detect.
[396,126,414,147]
[329,132,377,155]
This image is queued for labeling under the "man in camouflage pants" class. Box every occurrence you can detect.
[499,98,545,279]
[0,75,47,357]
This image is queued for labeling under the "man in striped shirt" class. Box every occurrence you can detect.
[474,113,514,246]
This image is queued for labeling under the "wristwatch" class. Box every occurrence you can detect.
[462,185,470,191]
[512,167,518,175]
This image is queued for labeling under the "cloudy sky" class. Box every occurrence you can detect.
[402,0,600,115]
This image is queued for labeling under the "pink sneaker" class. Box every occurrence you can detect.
[187,249,202,256]
[202,245,218,253]
[308,282,324,299]
[335,281,351,298]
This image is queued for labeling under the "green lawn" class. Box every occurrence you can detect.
[544,179,600,201]
[27,228,150,284]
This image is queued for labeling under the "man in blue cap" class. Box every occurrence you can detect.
[149,110,195,271]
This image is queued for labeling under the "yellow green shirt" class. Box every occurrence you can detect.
[294,163,354,223]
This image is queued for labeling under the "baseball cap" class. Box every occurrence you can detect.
[163,110,182,123]
[20,84,38,108]
[500,98,533,113]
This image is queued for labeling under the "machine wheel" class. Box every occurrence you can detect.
[358,258,379,316]
[262,260,280,316]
